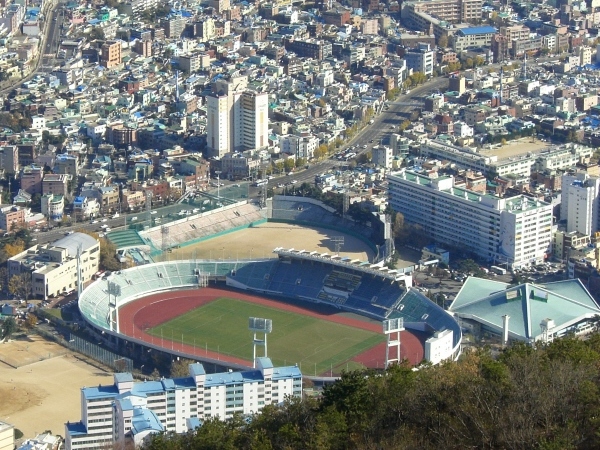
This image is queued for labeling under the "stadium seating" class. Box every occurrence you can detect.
[271,197,373,239]
[229,261,279,291]
[141,203,266,250]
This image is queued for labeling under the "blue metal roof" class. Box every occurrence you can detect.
[272,366,302,380]
[459,26,497,35]
[65,422,87,436]
[82,384,118,400]
[130,407,164,435]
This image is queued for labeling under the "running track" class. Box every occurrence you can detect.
[118,287,426,372]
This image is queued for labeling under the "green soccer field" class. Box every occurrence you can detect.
[147,297,385,375]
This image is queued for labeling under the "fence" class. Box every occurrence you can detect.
[68,334,134,372]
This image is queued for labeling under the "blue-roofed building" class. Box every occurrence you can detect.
[449,277,600,344]
[65,357,301,450]
[453,26,497,53]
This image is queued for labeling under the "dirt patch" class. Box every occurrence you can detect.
[0,335,68,368]
[154,222,374,262]
[0,338,113,439]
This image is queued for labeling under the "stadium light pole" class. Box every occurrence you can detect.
[215,171,222,201]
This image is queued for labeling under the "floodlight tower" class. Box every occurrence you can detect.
[249,317,273,367]
[107,280,121,333]
[383,318,404,369]
[161,225,169,253]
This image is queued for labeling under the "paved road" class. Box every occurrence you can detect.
[0,1,61,95]
[263,77,449,193]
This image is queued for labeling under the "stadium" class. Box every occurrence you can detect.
[78,194,462,374]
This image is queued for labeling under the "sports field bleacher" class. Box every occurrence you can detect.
[228,260,279,291]
[388,290,462,348]
[267,261,329,299]
[271,197,373,238]
[79,260,240,330]
[141,203,265,250]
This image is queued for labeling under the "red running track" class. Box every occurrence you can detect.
[118,287,426,371]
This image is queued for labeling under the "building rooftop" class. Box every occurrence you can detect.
[459,26,497,35]
[51,232,98,257]
[449,278,600,341]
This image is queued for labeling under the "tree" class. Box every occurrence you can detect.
[1,317,17,340]
[283,159,295,172]
[24,314,37,329]
[8,273,31,300]
[4,239,24,257]
[438,34,449,48]
[89,27,105,40]
[294,158,306,168]
[357,152,371,164]
[501,138,507,146]
[170,358,196,377]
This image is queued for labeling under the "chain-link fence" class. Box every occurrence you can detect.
[68,334,133,372]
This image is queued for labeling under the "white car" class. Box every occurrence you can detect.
[291,180,298,184]
[91,220,99,224]
[101,218,107,222]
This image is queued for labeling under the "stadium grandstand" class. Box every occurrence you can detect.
[79,252,461,366]
[268,196,374,239]
[140,202,266,253]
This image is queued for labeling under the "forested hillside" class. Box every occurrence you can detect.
[142,335,600,450]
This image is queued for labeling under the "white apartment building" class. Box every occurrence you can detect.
[561,173,600,235]
[388,170,553,268]
[372,145,393,168]
[65,358,302,450]
[404,43,435,76]
[279,134,319,159]
[206,75,268,158]
[419,139,494,173]
[41,193,65,221]
[452,26,496,53]
[7,233,100,299]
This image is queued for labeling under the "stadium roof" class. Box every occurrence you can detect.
[458,26,497,35]
[449,278,600,342]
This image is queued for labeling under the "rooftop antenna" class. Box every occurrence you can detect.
[521,53,527,81]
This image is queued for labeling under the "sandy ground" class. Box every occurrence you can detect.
[155,222,375,262]
[480,139,549,161]
[0,336,113,439]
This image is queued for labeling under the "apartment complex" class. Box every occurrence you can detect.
[65,358,302,450]
[419,139,593,178]
[388,169,553,267]
[206,75,268,158]
[402,0,483,33]
[8,232,100,299]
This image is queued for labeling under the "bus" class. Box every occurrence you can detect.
[253,179,268,187]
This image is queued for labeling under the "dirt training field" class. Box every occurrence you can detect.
[0,336,112,439]
[155,222,375,262]
[480,139,548,161]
